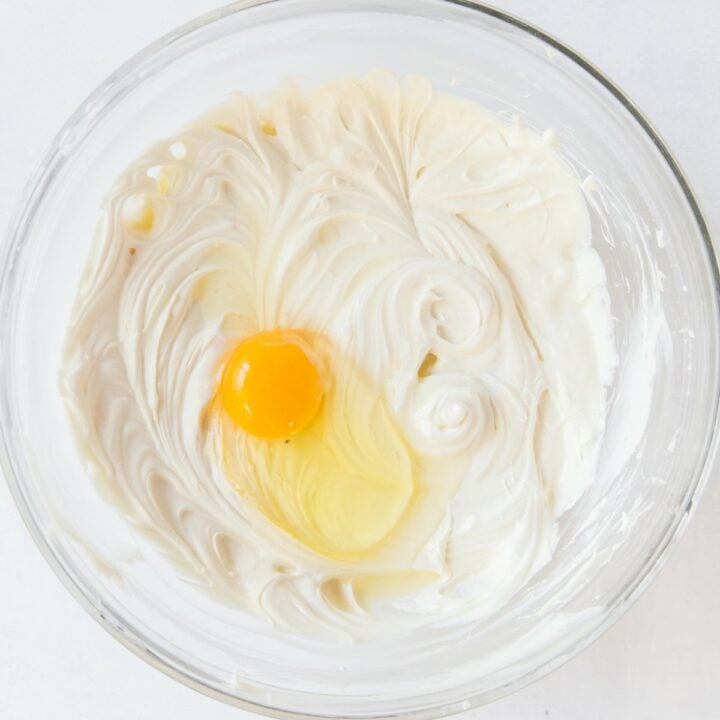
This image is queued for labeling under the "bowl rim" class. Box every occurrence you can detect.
[1,0,718,717]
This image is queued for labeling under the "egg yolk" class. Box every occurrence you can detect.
[218,329,324,439]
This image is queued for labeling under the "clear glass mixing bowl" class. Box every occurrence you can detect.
[1,0,718,717]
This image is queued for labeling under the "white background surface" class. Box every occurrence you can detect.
[1,1,718,718]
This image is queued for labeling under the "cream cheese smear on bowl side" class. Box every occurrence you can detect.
[61,71,617,640]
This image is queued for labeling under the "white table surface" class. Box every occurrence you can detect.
[1,1,718,718]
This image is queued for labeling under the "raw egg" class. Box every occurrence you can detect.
[211,329,419,560]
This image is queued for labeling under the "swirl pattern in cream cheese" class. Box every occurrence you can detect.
[61,71,615,640]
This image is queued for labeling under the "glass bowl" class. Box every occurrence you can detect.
[1,0,718,717]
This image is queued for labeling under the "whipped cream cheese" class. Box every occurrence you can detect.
[61,71,615,639]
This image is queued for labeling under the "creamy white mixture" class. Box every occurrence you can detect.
[62,72,615,639]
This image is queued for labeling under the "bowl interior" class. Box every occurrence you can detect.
[2,0,718,717]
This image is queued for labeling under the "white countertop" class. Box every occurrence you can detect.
[1,1,718,718]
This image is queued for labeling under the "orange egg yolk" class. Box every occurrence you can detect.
[218,329,324,439]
